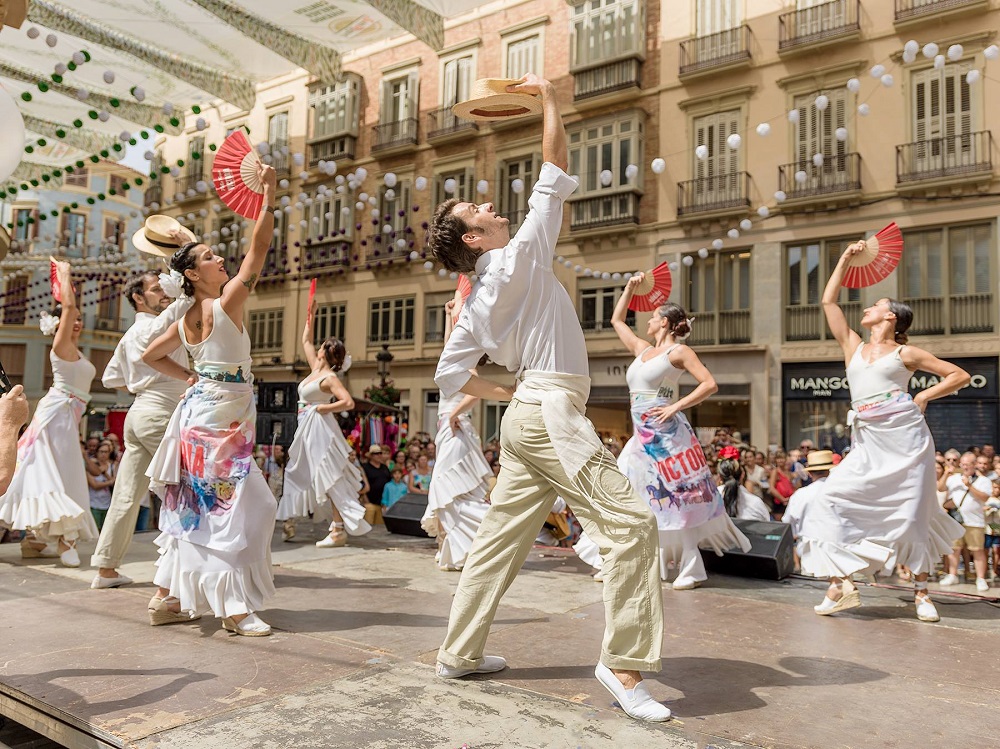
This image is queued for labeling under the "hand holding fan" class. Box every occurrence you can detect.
[842,222,903,289]
[628,262,672,312]
[212,130,266,219]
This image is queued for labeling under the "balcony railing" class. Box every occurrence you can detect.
[569,191,640,231]
[574,57,642,101]
[308,134,356,167]
[677,172,750,217]
[778,153,862,200]
[144,182,162,207]
[266,143,290,176]
[372,118,418,151]
[259,246,289,280]
[896,131,993,184]
[581,320,618,334]
[427,106,478,140]
[91,314,127,332]
[686,310,752,346]
[300,239,351,273]
[679,24,752,77]
[779,0,860,52]
[895,0,986,22]
[173,173,205,202]
[785,301,862,341]
[903,294,994,335]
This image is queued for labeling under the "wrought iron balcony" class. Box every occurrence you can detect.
[679,25,752,78]
[172,173,205,202]
[372,118,418,151]
[896,131,993,184]
[427,106,478,141]
[300,239,351,274]
[903,294,994,335]
[779,0,860,52]
[895,0,987,23]
[677,172,750,217]
[569,191,640,231]
[259,246,289,280]
[785,302,862,341]
[778,153,862,200]
[265,143,290,177]
[574,57,642,101]
[144,182,162,207]
[308,134,356,167]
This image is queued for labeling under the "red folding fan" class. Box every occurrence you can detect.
[50,258,62,302]
[308,277,317,308]
[452,274,473,322]
[628,262,673,312]
[211,130,266,219]
[842,222,903,289]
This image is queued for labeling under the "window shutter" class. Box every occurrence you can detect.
[723,109,739,176]
[442,59,458,107]
[697,0,739,36]
[463,167,475,201]
[379,78,391,124]
[694,116,708,180]
[406,71,420,121]
[457,56,473,104]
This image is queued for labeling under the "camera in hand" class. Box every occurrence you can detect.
[0,359,12,395]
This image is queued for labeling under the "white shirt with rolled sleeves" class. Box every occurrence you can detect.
[434,162,588,398]
[102,298,194,401]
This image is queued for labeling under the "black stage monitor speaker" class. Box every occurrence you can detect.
[700,518,794,580]
[382,493,431,538]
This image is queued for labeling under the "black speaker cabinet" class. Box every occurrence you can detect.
[700,518,794,580]
[258,382,297,413]
[255,412,297,448]
[382,493,431,538]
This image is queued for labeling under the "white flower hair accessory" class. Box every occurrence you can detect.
[158,270,185,299]
[39,310,60,336]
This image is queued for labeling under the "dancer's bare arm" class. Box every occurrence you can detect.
[900,347,969,412]
[302,298,319,369]
[317,374,354,415]
[220,163,276,323]
[449,394,479,434]
[822,242,864,361]
[143,322,197,383]
[508,75,566,171]
[51,261,79,362]
[612,274,649,357]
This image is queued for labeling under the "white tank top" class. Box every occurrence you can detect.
[846,342,911,404]
[50,350,96,401]
[625,345,682,401]
[297,373,336,405]
[179,299,252,371]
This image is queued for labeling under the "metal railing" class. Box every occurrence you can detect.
[785,301,861,341]
[779,0,860,51]
[372,118,418,151]
[904,294,995,334]
[144,182,162,207]
[677,172,750,217]
[896,131,993,184]
[686,310,752,346]
[300,240,351,273]
[308,134,356,167]
[569,192,640,231]
[679,24,752,77]
[259,247,289,280]
[574,58,642,101]
[172,173,204,201]
[778,153,862,199]
[267,143,290,176]
[895,0,984,22]
[427,107,478,140]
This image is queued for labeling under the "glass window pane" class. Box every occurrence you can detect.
[806,244,820,305]
[788,246,802,306]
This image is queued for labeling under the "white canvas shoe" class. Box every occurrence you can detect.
[594,663,671,722]
[436,655,507,679]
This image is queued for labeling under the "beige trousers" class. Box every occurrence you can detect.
[438,398,663,672]
[90,393,175,569]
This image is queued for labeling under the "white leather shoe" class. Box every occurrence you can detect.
[915,593,940,622]
[594,663,671,722]
[59,543,80,568]
[436,655,507,679]
[938,573,960,586]
[222,613,272,637]
[671,576,701,590]
[91,573,133,589]
[976,578,990,592]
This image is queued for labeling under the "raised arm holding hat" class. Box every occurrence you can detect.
[428,74,669,723]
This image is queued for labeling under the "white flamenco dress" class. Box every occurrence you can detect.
[0,350,99,542]
[420,391,492,570]
[797,343,963,579]
[147,300,276,618]
[276,374,370,536]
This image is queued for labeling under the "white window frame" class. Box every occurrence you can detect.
[379,68,420,125]
[306,193,353,241]
[423,390,440,434]
[249,308,284,352]
[696,0,741,36]
[433,166,476,207]
[567,111,645,198]
[313,302,347,345]
[368,296,416,346]
[570,0,645,72]
[309,74,361,139]
[439,48,477,108]
[502,22,545,79]
[497,153,541,231]
[424,292,453,343]
[579,284,635,334]
[378,180,412,238]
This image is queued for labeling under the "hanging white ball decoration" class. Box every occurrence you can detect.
[795,170,808,183]
[812,153,824,167]
[132,86,145,102]
[98,110,110,122]
[611,272,621,281]
[103,70,115,84]
[726,133,742,150]
[26,27,39,39]
[858,103,871,116]
[414,176,428,191]
[967,69,981,84]
[75,88,88,101]
[923,42,939,58]
[668,262,679,272]
[947,44,964,61]
[697,247,709,259]
[755,123,771,137]
[45,34,58,47]
[835,126,849,142]
[292,152,305,166]
[904,39,920,56]
[650,158,666,174]
[423,261,434,270]
[788,109,800,124]
[196,180,208,193]
[511,178,525,194]
[814,94,829,110]
[712,238,724,250]
[384,188,396,201]
[384,172,397,188]
[774,190,787,202]
[880,73,894,87]
[409,251,420,261]
[933,54,946,70]
[846,78,861,93]
[984,44,1000,60]
[341,206,351,216]
[476,179,489,194]
[739,218,753,231]
[727,228,740,239]
[335,175,345,185]
[902,50,917,65]
[354,201,363,211]
[599,169,613,186]
[870,64,886,78]
[695,144,709,160]
[443,178,457,194]
[682,255,694,267]
[196,117,207,131]
[757,205,770,218]
[625,163,639,180]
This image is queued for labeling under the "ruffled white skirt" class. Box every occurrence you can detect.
[277,407,370,536]
[420,412,492,569]
[0,388,98,542]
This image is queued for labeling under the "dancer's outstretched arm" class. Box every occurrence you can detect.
[612,274,649,357]
[220,163,276,324]
[51,260,79,361]
[302,298,319,369]
[822,241,864,360]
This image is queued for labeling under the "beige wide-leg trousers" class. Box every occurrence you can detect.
[91,392,175,569]
[438,398,663,672]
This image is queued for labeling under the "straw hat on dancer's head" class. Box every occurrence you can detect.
[131,215,198,258]
[452,78,543,123]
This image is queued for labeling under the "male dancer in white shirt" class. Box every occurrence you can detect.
[429,74,668,722]
[90,270,193,610]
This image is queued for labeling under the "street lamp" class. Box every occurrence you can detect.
[376,343,393,386]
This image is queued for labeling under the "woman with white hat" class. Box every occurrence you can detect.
[0,260,98,567]
[142,163,278,636]
[800,238,968,623]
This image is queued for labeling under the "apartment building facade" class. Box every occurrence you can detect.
[153,0,999,452]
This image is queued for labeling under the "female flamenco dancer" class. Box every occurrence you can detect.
[421,296,493,571]
[276,297,370,547]
[0,260,98,566]
[799,237,967,622]
[142,163,278,636]
[609,274,749,588]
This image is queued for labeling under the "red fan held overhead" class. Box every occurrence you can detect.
[842,222,903,289]
[50,258,62,302]
[308,277,317,308]
[628,262,673,312]
[212,129,266,219]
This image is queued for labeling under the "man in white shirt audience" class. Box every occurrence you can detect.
[428,73,667,723]
[939,452,992,591]
[783,450,835,573]
[90,269,192,590]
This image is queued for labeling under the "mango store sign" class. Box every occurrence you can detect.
[783,358,998,400]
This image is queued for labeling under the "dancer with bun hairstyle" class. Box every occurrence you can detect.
[799,237,967,622]
[276,296,370,547]
[143,163,278,636]
[609,276,749,588]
